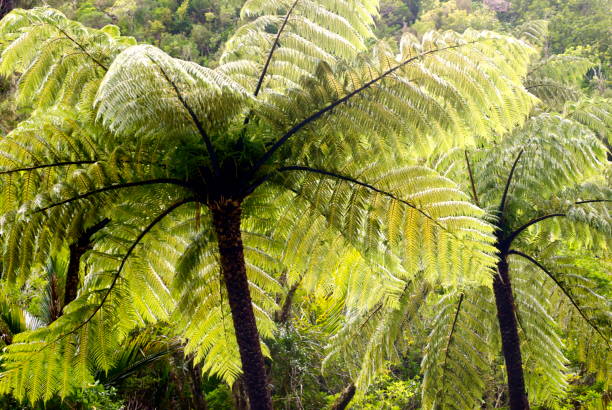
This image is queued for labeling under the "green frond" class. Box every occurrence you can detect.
[421,289,499,409]
[0,7,135,109]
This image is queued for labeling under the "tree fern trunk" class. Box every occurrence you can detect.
[0,0,13,20]
[330,383,356,410]
[211,201,272,410]
[492,255,530,410]
[64,218,110,308]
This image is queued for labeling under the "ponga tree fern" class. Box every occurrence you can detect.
[0,3,535,408]
[424,113,611,409]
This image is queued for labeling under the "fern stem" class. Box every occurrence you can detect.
[499,149,524,214]
[0,161,96,175]
[464,150,480,207]
[253,0,300,97]
[146,55,221,177]
[506,213,565,246]
[277,165,449,232]
[250,42,476,175]
[509,250,610,348]
[33,178,190,214]
[54,26,108,71]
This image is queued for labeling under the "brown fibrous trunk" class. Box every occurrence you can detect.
[64,218,110,308]
[492,254,530,410]
[211,200,272,410]
[330,383,356,410]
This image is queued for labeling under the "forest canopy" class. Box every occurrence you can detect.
[0,0,609,409]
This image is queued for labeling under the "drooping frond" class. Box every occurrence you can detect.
[95,45,252,148]
[274,158,498,287]
[525,54,594,109]
[509,247,611,385]
[0,7,135,109]
[564,97,612,144]
[0,195,192,403]
[324,280,429,387]
[421,289,499,409]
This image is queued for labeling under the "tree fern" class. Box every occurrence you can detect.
[0,1,540,406]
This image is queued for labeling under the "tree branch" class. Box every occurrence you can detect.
[250,42,476,175]
[0,160,96,175]
[499,149,524,214]
[464,150,480,207]
[34,179,189,214]
[509,250,610,348]
[146,55,221,177]
[278,165,449,232]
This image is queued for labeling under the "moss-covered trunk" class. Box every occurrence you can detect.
[211,201,272,410]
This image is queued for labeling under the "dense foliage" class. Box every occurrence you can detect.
[0,0,608,409]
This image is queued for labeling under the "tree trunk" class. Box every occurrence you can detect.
[330,383,356,410]
[275,280,300,324]
[492,255,530,410]
[187,358,208,410]
[0,0,14,20]
[64,218,110,307]
[211,201,272,410]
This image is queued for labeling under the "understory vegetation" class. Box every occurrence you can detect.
[0,0,609,409]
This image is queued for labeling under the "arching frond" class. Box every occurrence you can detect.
[421,289,499,409]
[0,7,135,109]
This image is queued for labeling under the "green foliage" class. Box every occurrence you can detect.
[0,0,608,408]
[350,371,420,409]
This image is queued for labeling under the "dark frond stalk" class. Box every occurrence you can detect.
[51,198,193,343]
[146,55,221,177]
[277,165,447,231]
[575,199,611,204]
[0,161,96,175]
[492,252,530,410]
[330,383,356,410]
[509,250,610,347]
[34,178,188,214]
[499,149,524,213]
[210,200,272,409]
[54,26,108,71]
[187,356,208,410]
[506,213,566,246]
[250,42,475,174]
[464,150,480,206]
[442,293,464,371]
[275,279,301,324]
[253,0,300,97]
[64,218,111,308]
[506,198,611,245]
